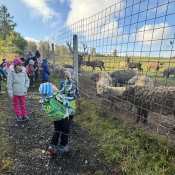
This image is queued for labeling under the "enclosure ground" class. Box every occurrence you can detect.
[0,91,111,175]
[1,78,175,175]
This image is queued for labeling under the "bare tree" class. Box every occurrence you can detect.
[66,41,74,54]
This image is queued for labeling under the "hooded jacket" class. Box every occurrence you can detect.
[7,66,29,96]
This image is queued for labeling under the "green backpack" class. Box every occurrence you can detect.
[42,93,76,121]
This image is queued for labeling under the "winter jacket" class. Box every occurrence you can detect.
[41,60,50,82]
[26,64,35,76]
[7,66,30,96]
[59,79,79,100]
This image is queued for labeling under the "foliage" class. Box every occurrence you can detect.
[76,98,175,175]
[11,32,27,54]
[0,4,27,57]
[0,5,16,40]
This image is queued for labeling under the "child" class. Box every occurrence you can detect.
[26,59,35,87]
[47,71,79,156]
[7,58,30,121]
[0,67,7,95]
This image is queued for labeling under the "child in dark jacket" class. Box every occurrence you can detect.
[48,71,79,156]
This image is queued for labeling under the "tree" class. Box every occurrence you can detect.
[26,41,37,53]
[39,41,50,58]
[55,45,70,57]
[11,32,27,54]
[0,5,16,39]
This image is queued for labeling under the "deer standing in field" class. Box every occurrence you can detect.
[81,43,105,71]
[126,57,143,72]
[85,55,105,71]
[145,61,163,72]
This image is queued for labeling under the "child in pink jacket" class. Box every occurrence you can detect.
[7,58,30,121]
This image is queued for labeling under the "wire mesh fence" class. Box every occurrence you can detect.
[52,0,175,136]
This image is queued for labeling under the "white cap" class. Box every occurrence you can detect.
[29,60,35,65]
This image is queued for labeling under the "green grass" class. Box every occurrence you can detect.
[0,101,13,173]
[76,98,175,175]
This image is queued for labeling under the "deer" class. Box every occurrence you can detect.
[85,55,105,71]
[126,56,143,72]
[145,61,163,72]
[80,43,105,71]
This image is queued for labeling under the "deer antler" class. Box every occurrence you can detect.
[66,41,74,54]
[81,42,88,56]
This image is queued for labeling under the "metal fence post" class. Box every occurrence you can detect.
[51,43,55,71]
[73,34,79,84]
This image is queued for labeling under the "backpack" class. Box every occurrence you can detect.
[42,92,76,121]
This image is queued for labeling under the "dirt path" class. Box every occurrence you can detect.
[1,92,111,175]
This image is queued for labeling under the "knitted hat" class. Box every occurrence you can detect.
[64,71,72,79]
[13,58,22,66]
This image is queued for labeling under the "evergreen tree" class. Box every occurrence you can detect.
[0,5,16,39]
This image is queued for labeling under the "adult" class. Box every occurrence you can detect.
[34,50,41,81]
[41,58,50,82]
[35,50,41,60]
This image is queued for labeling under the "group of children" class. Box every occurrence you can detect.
[1,53,79,156]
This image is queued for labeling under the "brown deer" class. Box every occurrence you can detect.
[145,61,163,72]
[85,55,105,71]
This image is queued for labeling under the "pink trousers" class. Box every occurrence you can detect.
[13,96,27,117]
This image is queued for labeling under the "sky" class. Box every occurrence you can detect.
[0,0,175,57]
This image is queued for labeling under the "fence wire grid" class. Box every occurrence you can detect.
[51,0,175,136]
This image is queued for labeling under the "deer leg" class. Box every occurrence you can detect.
[103,65,105,71]
[136,107,142,123]
[142,109,148,124]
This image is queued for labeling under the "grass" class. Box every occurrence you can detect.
[0,98,13,173]
[75,98,175,175]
